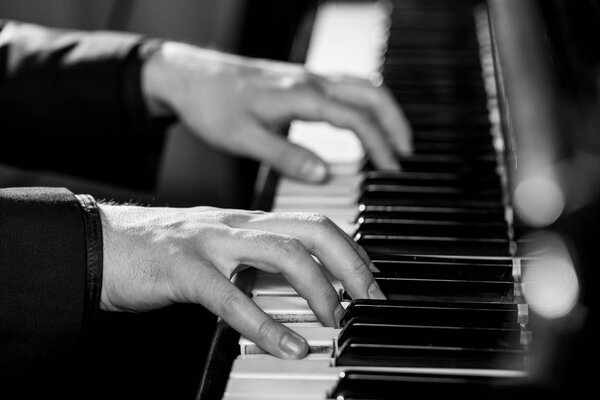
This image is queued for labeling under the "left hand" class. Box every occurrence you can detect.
[142,42,412,182]
[99,205,386,359]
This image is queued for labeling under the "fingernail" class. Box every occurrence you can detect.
[302,160,327,182]
[279,330,308,359]
[381,159,401,171]
[368,280,386,300]
[334,303,345,328]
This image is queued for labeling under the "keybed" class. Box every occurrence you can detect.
[222,1,533,399]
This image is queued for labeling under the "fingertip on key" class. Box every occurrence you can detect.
[301,160,329,183]
[368,280,387,300]
[279,330,309,359]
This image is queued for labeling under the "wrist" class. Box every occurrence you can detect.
[97,204,122,312]
[141,42,245,120]
[141,40,180,118]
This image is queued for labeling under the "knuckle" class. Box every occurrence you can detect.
[305,212,331,226]
[256,318,278,339]
[302,97,325,119]
[304,213,337,238]
[222,210,263,228]
[218,291,246,317]
[291,75,319,94]
[278,237,306,258]
[305,73,327,92]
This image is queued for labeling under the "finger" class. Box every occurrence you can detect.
[227,229,343,327]
[241,125,329,183]
[237,213,386,300]
[329,221,379,272]
[268,86,401,170]
[198,268,309,359]
[316,75,413,154]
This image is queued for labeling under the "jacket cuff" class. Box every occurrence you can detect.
[0,187,103,370]
[74,194,103,329]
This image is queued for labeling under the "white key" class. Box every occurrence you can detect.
[230,357,340,380]
[223,377,335,399]
[276,175,361,196]
[252,297,351,322]
[252,272,344,298]
[252,296,317,323]
[239,327,340,357]
[225,3,390,398]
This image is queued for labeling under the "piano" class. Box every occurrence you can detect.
[196,0,596,398]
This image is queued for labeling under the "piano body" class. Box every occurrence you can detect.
[197,0,596,398]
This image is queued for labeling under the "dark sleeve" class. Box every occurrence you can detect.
[0,187,103,373]
[0,21,172,191]
[0,19,165,137]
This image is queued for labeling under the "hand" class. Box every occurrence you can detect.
[142,42,412,182]
[99,204,386,359]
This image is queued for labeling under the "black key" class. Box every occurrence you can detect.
[402,103,489,116]
[390,155,498,173]
[342,276,516,302]
[386,34,478,50]
[356,218,509,239]
[382,49,481,67]
[407,119,492,132]
[369,253,513,265]
[371,259,514,281]
[340,300,523,329]
[385,81,487,103]
[385,75,486,95]
[383,67,484,86]
[335,339,526,369]
[361,182,504,196]
[337,322,524,350]
[356,233,512,257]
[412,141,495,155]
[399,112,491,128]
[359,187,504,208]
[330,371,534,400]
[362,171,502,189]
[358,204,507,223]
[412,128,494,140]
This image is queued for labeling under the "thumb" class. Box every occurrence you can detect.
[251,128,330,183]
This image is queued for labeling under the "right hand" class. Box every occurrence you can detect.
[142,42,413,182]
[99,204,386,359]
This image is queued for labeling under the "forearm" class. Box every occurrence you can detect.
[0,20,173,189]
[0,20,159,137]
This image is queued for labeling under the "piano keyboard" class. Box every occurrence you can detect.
[222,1,533,398]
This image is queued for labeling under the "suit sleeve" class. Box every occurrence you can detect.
[0,187,103,373]
[0,19,163,138]
[0,20,171,190]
